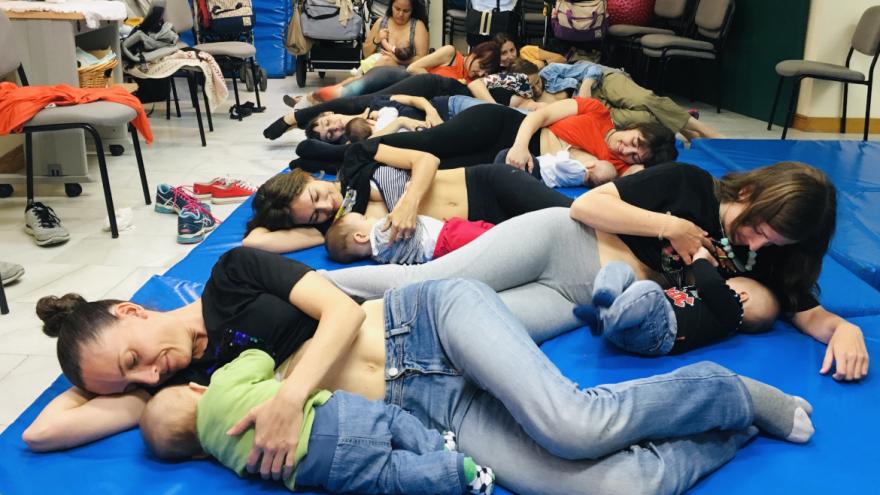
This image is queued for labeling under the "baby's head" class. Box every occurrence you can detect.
[139,382,207,460]
[394,45,414,61]
[727,277,780,333]
[325,212,376,263]
[345,117,374,143]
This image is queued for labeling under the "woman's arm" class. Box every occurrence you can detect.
[506,98,580,170]
[373,143,441,241]
[390,94,444,125]
[229,272,365,480]
[510,95,547,111]
[467,79,497,103]
[242,226,326,253]
[363,20,384,57]
[570,183,711,264]
[407,45,455,74]
[412,20,429,59]
[792,305,869,381]
[23,386,150,451]
[538,47,567,65]
[371,116,427,137]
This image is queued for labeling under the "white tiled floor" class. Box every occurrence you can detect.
[0,71,875,435]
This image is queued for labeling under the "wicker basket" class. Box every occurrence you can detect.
[78,56,118,89]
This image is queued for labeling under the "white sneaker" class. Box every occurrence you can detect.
[0,261,24,284]
[24,202,70,246]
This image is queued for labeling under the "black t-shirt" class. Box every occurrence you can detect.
[668,259,743,354]
[157,247,318,389]
[613,162,819,313]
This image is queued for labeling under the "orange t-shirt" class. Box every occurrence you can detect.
[547,97,628,174]
[427,51,471,83]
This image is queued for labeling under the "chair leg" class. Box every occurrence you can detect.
[250,58,263,110]
[782,78,802,140]
[129,124,151,205]
[231,76,243,122]
[715,58,723,113]
[863,83,872,141]
[166,79,172,120]
[659,57,670,96]
[768,75,784,130]
[0,273,8,315]
[187,73,207,147]
[201,81,214,132]
[83,125,118,238]
[841,82,849,133]
[171,79,181,117]
[25,132,34,204]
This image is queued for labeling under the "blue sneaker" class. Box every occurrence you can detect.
[177,205,218,244]
[155,184,211,215]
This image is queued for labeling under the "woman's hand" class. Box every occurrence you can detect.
[384,199,419,242]
[400,117,430,131]
[505,146,534,172]
[665,217,711,265]
[378,27,390,41]
[424,109,444,127]
[228,392,306,481]
[822,322,870,381]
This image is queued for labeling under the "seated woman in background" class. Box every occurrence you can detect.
[243,144,572,253]
[362,0,429,68]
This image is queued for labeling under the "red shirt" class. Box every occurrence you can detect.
[427,51,472,83]
[547,97,628,174]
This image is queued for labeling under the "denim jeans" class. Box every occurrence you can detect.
[295,391,465,495]
[382,278,757,495]
[446,95,529,120]
[594,262,677,355]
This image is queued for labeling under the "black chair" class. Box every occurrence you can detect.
[639,0,735,113]
[0,11,151,239]
[768,5,880,141]
[444,0,467,45]
[603,0,690,70]
[520,0,548,46]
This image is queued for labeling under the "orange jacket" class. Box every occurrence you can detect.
[0,82,153,144]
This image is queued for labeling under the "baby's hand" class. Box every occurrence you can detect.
[693,246,718,266]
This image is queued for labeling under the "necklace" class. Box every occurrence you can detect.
[719,207,757,272]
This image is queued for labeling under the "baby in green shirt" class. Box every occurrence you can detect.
[139,349,495,495]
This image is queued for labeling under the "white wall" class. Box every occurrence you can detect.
[798,0,879,118]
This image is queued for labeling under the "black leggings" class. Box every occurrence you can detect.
[375,104,542,169]
[293,74,470,126]
[465,164,573,224]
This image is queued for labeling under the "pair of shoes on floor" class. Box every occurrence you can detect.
[229,101,265,120]
[24,202,70,246]
[192,177,256,204]
[154,184,219,244]
[0,261,24,284]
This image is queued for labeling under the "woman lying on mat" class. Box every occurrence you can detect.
[323,161,869,381]
[361,97,677,184]
[243,144,572,253]
[304,41,502,104]
[24,246,814,495]
[493,33,720,142]
[265,64,544,141]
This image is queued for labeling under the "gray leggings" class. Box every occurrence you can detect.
[323,207,601,343]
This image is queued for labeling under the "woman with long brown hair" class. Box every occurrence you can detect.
[323,161,869,380]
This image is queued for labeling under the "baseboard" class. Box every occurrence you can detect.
[793,114,880,133]
[0,145,23,174]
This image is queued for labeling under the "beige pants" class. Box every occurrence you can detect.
[594,72,691,133]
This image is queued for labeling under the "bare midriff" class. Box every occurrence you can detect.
[284,299,387,401]
[595,230,667,286]
[365,168,469,222]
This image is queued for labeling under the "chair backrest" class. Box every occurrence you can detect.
[852,5,880,56]
[164,0,194,33]
[694,0,733,41]
[0,11,23,79]
[655,0,688,20]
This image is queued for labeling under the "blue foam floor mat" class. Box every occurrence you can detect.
[2,139,879,494]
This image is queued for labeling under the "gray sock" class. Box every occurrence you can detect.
[739,376,814,443]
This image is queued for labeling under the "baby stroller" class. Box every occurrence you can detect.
[294,0,371,88]
[194,0,268,92]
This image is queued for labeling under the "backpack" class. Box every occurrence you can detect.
[196,0,255,36]
[551,0,607,42]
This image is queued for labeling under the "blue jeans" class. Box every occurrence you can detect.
[446,95,529,120]
[594,262,677,355]
[295,391,465,495]
[383,278,757,495]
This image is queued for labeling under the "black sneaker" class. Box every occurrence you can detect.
[24,202,70,246]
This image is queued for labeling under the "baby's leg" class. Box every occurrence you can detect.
[599,280,677,356]
[591,261,637,307]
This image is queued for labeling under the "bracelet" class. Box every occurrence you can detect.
[658,211,672,241]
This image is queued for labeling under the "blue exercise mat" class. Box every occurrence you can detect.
[1,139,878,494]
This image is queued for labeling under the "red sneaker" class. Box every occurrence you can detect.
[210,179,256,204]
[193,177,226,199]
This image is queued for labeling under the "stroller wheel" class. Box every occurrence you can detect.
[258,67,268,92]
[244,68,255,92]
[296,55,308,88]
